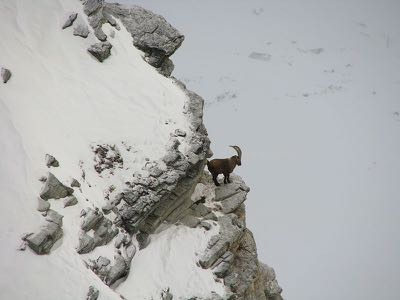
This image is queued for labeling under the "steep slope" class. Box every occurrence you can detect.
[0,1,282,299]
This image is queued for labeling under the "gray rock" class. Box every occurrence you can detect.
[93,218,118,246]
[88,42,112,62]
[40,173,74,200]
[102,203,114,215]
[124,244,136,264]
[86,286,99,300]
[219,191,247,214]
[199,221,212,231]
[81,208,103,231]
[191,203,211,217]
[37,197,50,212]
[136,231,150,250]
[161,288,173,300]
[73,22,90,38]
[1,68,12,83]
[26,222,63,254]
[180,215,200,228]
[64,195,78,207]
[213,261,230,278]
[71,178,81,188]
[62,12,78,29]
[83,0,104,16]
[174,129,186,137]
[77,232,95,254]
[45,209,63,226]
[45,154,59,168]
[105,254,128,286]
[104,4,184,69]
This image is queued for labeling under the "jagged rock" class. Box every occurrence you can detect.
[174,129,186,137]
[104,4,184,71]
[45,154,59,168]
[26,222,63,254]
[161,288,173,300]
[88,42,112,62]
[213,261,230,278]
[64,195,78,207]
[261,264,283,299]
[73,22,90,38]
[40,173,74,200]
[86,286,99,300]
[1,67,12,83]
[83,0,103,16]
[61,12,78,29]
[105,254,128,286]
[71,178,81,188]
[180,215,200,228]
[93,218,118,246]
[77,232,95,254]
[199,221,212,231]
[81,208,103,231]
[204,212,218,221]
[136,231,150,250]
[45,209,63,226]
[37,197,50,212]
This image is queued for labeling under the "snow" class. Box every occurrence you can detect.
[118,225,224,300]
[122,0,400,299]
[0,0,216,299]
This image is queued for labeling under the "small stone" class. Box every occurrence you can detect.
[37,197,50,212]
[73,22,90,38]
[64,195,78,207]
[40,173,74,200]
[62,12,78,29]
[1,68,12,83]
[45,154,59,167]
[88,42,112,62]
[45,209,63,226]
[71,178,81,188]
[86,285,99,300]
[136,232,150,250]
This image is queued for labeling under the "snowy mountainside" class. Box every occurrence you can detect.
[0,0,282,299]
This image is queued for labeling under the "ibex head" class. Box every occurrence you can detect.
[230,145,242,166]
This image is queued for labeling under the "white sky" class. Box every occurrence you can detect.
[120,1,400,299]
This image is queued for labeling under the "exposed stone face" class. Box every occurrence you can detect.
[104,3,184,70]
[45,154,59,168]
[61,12,78,29]
[88,42,112,62]
[40,173,74,200]
[1,67,12,83]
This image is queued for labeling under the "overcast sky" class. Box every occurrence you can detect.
[121,1,400,299]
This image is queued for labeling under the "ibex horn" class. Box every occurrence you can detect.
[229,145,242,159]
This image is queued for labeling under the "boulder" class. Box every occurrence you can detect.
[77,232,95,254]
[37,197,50,212]
[64,195,78,207]
[88,42,112,62]
[105,254,128,286]
[61,12,78,29]
[86,286,99,300]
[136,231,150,250]
[26,222,63,254]
[73,22,90,38]
[45,154,59,168]
[40,173,74,200]
[1,67,12,83]
[180,215,200,228]
[70,178,81,188]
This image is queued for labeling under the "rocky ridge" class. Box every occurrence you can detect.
[18,1,283,299]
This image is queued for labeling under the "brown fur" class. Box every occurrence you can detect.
[207,154,241,186]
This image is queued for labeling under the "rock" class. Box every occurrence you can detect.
[21,232,34,241]
[180,215,200,228]
[105,254,128,286]
[161,288,173,300]
[1,68,12,83]
[61,12,78,29]
[37,197,50,212]
[45,209,63,226]
[86,286,99,300]
[26,222,63,254]
[73,22,90,38]
[104,4,184,70]
[17,241,27,251]
[64,195,78,207]
[102,203,114,215]
[81,208,103,231]
[77,232,95,254]
[191,203,211,217]
[199,221,212,231]
[213,261,230,278]
[219,191,247,214]
[124,244,136,264]
[136,231,150,250]
[40,173,74,200]
[71,178,81,188]
[88,42,112,62]
[174,129,186,137]
[83,0,104,16]
[45,154,59,168]
[93,218,118,246]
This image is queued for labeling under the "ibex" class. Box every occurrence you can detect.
[207,145,242,186]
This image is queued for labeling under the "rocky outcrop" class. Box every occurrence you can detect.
[40,173,74,200]
[61,12,78,29]
[88,42,112,62]
[1,67,12,83]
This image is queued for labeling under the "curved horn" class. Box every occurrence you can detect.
[230,145,242,158]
